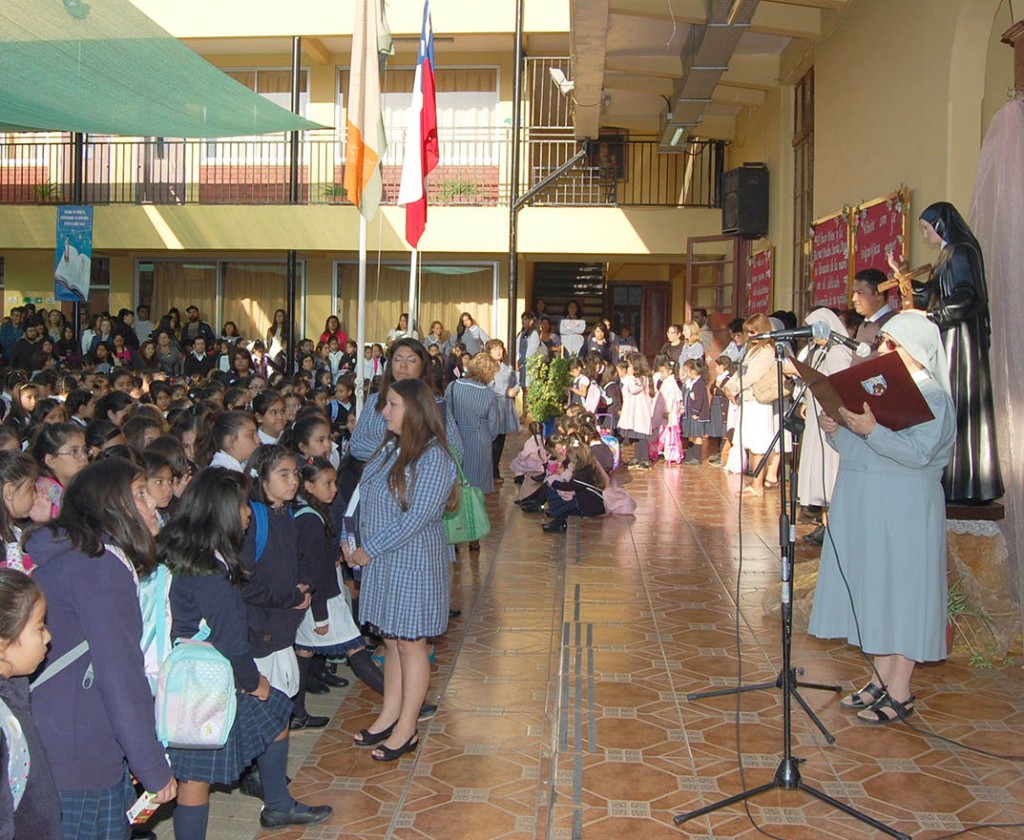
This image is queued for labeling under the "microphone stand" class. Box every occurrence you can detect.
[675,338,908,839]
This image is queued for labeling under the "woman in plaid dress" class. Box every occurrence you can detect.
[344,379,459,762]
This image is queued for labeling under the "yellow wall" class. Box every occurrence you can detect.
[132,0,571,38]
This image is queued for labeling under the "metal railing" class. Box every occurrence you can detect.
[0,129,722,209]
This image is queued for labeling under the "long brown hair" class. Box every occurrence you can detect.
[379,379,458,512]
[743,313,773,353]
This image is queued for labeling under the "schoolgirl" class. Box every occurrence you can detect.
[650,356,684,464]
[510,421,546,479]
[253,391,288,446]
[200,410,261,472]
[681,358,711,464]
[0,452,40,572]
[541,442,607,533]
[241,445,308,699]
[28,459,176,840]
[292,457,390,728]
[30,423,88,520]
[3,383,38,438]
[84,419,126,459]
[707,355,734,466]
[485,339,521,482]
[618,353,655,469]
[161,467,331,836]
[0,568,60,839]
[282,413,334,467]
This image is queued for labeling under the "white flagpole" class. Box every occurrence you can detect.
[356,214,368,413]
[408,246,418,336]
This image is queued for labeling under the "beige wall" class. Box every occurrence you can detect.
[982,5,1017,136]
[132,0,571,38]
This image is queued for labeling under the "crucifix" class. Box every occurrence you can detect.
[1001,18,1024,96]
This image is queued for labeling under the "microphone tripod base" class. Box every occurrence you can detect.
[673,756,911,839]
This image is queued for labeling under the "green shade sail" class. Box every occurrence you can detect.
[0,0,326,137]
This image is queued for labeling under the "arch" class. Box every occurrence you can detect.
[946,0,1003,208]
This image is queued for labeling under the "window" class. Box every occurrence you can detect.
[337,67,499,164]
[792,68,814,317]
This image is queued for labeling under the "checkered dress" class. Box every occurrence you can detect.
[59,765,135,840]
[445,379,498,494]
[358,441,457,640]
[168,688,292,785]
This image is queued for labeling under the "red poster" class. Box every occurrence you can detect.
[811,213,850,309]
[853,193,907,275]
[747,248,773,314]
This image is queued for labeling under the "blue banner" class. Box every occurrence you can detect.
[54,206,93,302]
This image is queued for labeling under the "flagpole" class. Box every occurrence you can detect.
[408,246,418,336]
[356,214,368,413]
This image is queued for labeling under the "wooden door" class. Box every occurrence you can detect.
[606,282,670,358]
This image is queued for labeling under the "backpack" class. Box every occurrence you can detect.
[154,624,237,749]
[138,564,172,694]
[249,500,293,564]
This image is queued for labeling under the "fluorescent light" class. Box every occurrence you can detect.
[671,127,684,145]
[727,0,742,25]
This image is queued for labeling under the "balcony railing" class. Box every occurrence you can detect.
[0,129,723,209]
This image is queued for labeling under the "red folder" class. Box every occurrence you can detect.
[792,351,934,431]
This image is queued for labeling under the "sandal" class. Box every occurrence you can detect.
[857,695,915,725]
[840,681,887,711]
[371,731,419,762]
[353,721,396,747]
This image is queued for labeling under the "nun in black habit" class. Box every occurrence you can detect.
[914,201,1004,504]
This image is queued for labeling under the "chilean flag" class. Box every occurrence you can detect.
[397,0,438,248]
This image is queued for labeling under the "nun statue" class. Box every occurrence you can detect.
[808,313,956,725]
[914,202,1004,505]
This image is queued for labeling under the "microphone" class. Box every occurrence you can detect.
[749,321,831,343]
[826,331,872,358]
[750,321,870,357]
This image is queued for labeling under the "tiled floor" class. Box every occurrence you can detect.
[192,436,1024,839]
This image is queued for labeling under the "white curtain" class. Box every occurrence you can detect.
[969,99,1024,611]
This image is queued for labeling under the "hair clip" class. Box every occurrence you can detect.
[248,467,259,478]
[307,456,316,465]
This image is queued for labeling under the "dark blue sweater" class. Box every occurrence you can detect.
[294,506,341,624]
[169,564,261,693]
[240,506,305,659]
[26,529,172,794]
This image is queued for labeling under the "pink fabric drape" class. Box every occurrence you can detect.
[969,99,1024,608]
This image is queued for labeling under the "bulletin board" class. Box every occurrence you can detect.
[810,211,851,309]
[746,247,773,314]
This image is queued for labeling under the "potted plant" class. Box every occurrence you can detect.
[525,355,571,436]
[947,576,1001,668]
[439,177,480,204]
[322,183,348,204]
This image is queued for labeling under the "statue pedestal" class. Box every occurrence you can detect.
[767,512,1021,664]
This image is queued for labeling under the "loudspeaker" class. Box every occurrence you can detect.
[721,164,769,238]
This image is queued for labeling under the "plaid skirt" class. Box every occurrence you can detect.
[708,395,728,438]
[169,688,292,785]
[681,417,710,439]
[60,764,135,840]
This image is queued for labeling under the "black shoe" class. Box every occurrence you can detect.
[259,804,333,828]
[448,608,461,619]
[707,454,722,465]
[418,703,438,721]
[542,518,567,534]
[513,475,524,485]
[239,764,263,799]
[305,679,330,694]
[803,524,826,545]
[321,672,349,688]
[291,712,330,730]
[468,541,480,551]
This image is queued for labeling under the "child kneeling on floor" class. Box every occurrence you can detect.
[541,441,606,533]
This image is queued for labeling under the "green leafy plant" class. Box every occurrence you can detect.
[947,577,1004,669]
[525,355,572,423]
[35,182,63,202]
[322,183,348,202]
[439,177,480,202]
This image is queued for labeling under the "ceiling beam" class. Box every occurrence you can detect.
[603,73,676,96]
[607,0,705,24]
[765,0,846,10]
[302,37,331,65]
[571,0,612,139]
[749,2,821,39]
[606,55,682,78]
[719,53,781,89]
[712,84,766,106]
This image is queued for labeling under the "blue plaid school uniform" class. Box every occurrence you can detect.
[168,689,292,785]
[59,765,136,840]
[708,375,729,438]
[445,379,498,494]
[357,441,457,640]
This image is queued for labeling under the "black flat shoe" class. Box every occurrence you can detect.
[468,541,480,551]
[305,679,330,695]
[448,608,461,619]
[371,731,419,762]
[857,695,915,725]
[542,518,567,533]
[321,672,349,688]
[238,764,263,798]
[259,804,333,828]
[803,524,826,546]
[353,721,396,747]
[418,703,438,721]
[291,712,329,730]
[840,681,887,710]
